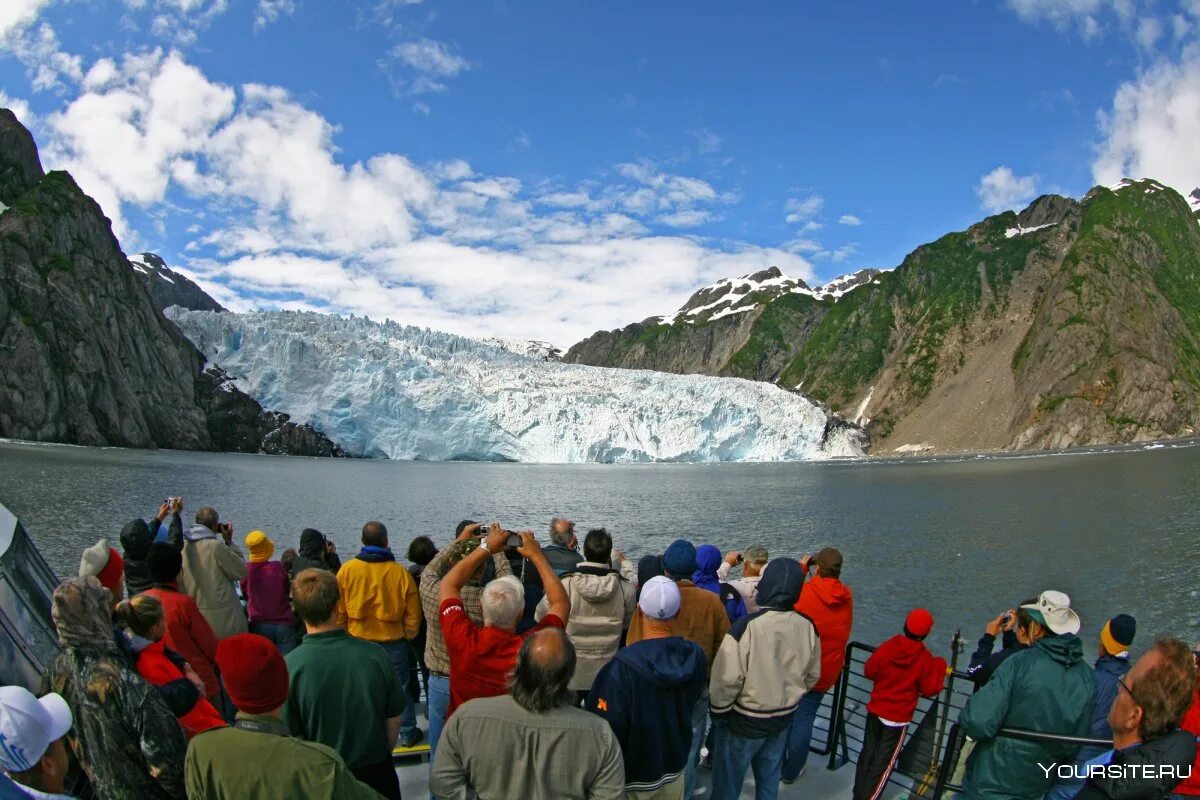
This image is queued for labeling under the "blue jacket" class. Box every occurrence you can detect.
[587,636,707,793]
[693,545,747,622]
[1091,654,1131,739]
[967,629,1028,689]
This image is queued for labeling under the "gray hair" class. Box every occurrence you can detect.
[481,575,525,628]
[744,545,769,568]
[509,628,576,714]
[549,518,575,548]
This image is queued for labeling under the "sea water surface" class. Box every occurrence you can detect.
[2,439,1197,658]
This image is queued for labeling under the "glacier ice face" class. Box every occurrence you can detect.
[167,308,866,463]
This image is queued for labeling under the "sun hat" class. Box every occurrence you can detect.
[1100,614,1136,656]
[1021,590,1081,636]
[0,686,72,772]
[244,531,275,563]
[639,575,682,620]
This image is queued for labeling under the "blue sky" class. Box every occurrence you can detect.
[2,0,1198,344]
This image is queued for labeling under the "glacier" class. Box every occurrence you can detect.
[166,309,867,463]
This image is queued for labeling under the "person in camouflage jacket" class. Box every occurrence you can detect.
[42,576,188,800]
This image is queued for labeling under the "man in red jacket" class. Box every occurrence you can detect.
[784,547,853,783]
[852,608,947,800]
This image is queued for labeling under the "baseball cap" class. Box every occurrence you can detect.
[639,575,682,620]
[0,686,72,772]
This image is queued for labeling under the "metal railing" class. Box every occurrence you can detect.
[818,632,1113,799]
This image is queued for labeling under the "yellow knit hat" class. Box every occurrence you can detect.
[245,530,275,563]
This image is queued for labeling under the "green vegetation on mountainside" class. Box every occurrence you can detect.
[779,212,1048,412]
[724,292,824,380]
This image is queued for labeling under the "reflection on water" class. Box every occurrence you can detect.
[2,439,1197,656]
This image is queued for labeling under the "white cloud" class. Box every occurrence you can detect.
[255,0,295,29]
[387,38,470,94]
[5,22,83,91]
[1007,0,1106,35]
[975,166,1040,214]
[1136,16,1163,49]
[0,91,34,126]
[784,194,823,224]
[838,214,864,226]
[1093,46,1200,194]
[37,51,807,346]
[0,0,52,42]
[410,101,430,116]
[689,127,722,155]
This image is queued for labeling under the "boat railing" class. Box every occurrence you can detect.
[821,634,1114,799]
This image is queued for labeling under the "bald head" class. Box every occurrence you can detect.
[509,628,576,713]
[361,521,388,548]
[549,518,575,549]
[195,507,219,530]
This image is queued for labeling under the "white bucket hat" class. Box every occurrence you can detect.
[1021,590,1081,636]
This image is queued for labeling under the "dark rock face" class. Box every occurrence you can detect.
[0,108,346,458]
[0,113,211,449]
[196,367,345,457]
[131,253,226,313]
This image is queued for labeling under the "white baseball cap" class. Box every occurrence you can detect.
[639,575,682,620]
[0,686,72,772]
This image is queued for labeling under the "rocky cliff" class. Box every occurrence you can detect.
[131,252,226,313]
[0,109,344,456]
[568,182,1200,453]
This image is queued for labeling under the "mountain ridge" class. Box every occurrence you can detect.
[567,181,1200,453]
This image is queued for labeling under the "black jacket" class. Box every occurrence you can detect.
[1076,730,1197,800]
[967,629,1028,689]
[290,528,342,575]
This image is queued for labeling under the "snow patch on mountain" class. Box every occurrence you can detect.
[812,269,885,299]
[166,308,867,463]
[1004,222,1056,239]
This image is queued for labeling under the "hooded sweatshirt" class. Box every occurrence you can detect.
[587,635,707,793]
[709,559,821,738]
[290,529,341,575]
[863,632,947,723]
[795,574,854,692]
[121,515,182,597]
[960,634,1095,800]
[535,562,637,691]
[1075,730,1198,800]
[692,545,723,593]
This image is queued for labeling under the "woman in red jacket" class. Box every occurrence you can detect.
[114,593,226,738]
[140,542,223,706]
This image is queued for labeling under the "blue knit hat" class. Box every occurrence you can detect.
[662,539,697,577]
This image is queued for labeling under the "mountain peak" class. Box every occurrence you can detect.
[0,108,45,207]
[130,252,227,313]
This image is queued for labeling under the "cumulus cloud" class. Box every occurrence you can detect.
[838,214,864,226]
[975,166,1040,213]
[0,0,53,41]
[1093,46,1200,193]
[39,51,809,345]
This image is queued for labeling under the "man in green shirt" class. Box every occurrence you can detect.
[185,632,380,800]
[285,567,407,800]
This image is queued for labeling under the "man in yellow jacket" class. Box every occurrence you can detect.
[336,520,423,747]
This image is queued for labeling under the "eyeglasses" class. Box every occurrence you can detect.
[1117,675,1139,705]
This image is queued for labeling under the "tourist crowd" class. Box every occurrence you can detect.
[1,497,1198,800]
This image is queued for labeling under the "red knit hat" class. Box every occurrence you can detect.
[79,540,124,598]
[905,608,934,638]
[215,634,289,714]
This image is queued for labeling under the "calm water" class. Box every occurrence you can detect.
[2,439,1198,659]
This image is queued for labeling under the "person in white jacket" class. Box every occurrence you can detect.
[708,558,820,800]
[536,528,636,696]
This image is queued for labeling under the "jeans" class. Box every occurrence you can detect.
[378,640,419,739]
[781,689,825,780]
[684,690,708,799]
[711,721,788,800]
[249,621,300,656]
[427,673,451,763]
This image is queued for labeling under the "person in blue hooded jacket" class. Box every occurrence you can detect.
[693,544,747,624]
[588,576,707,799]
